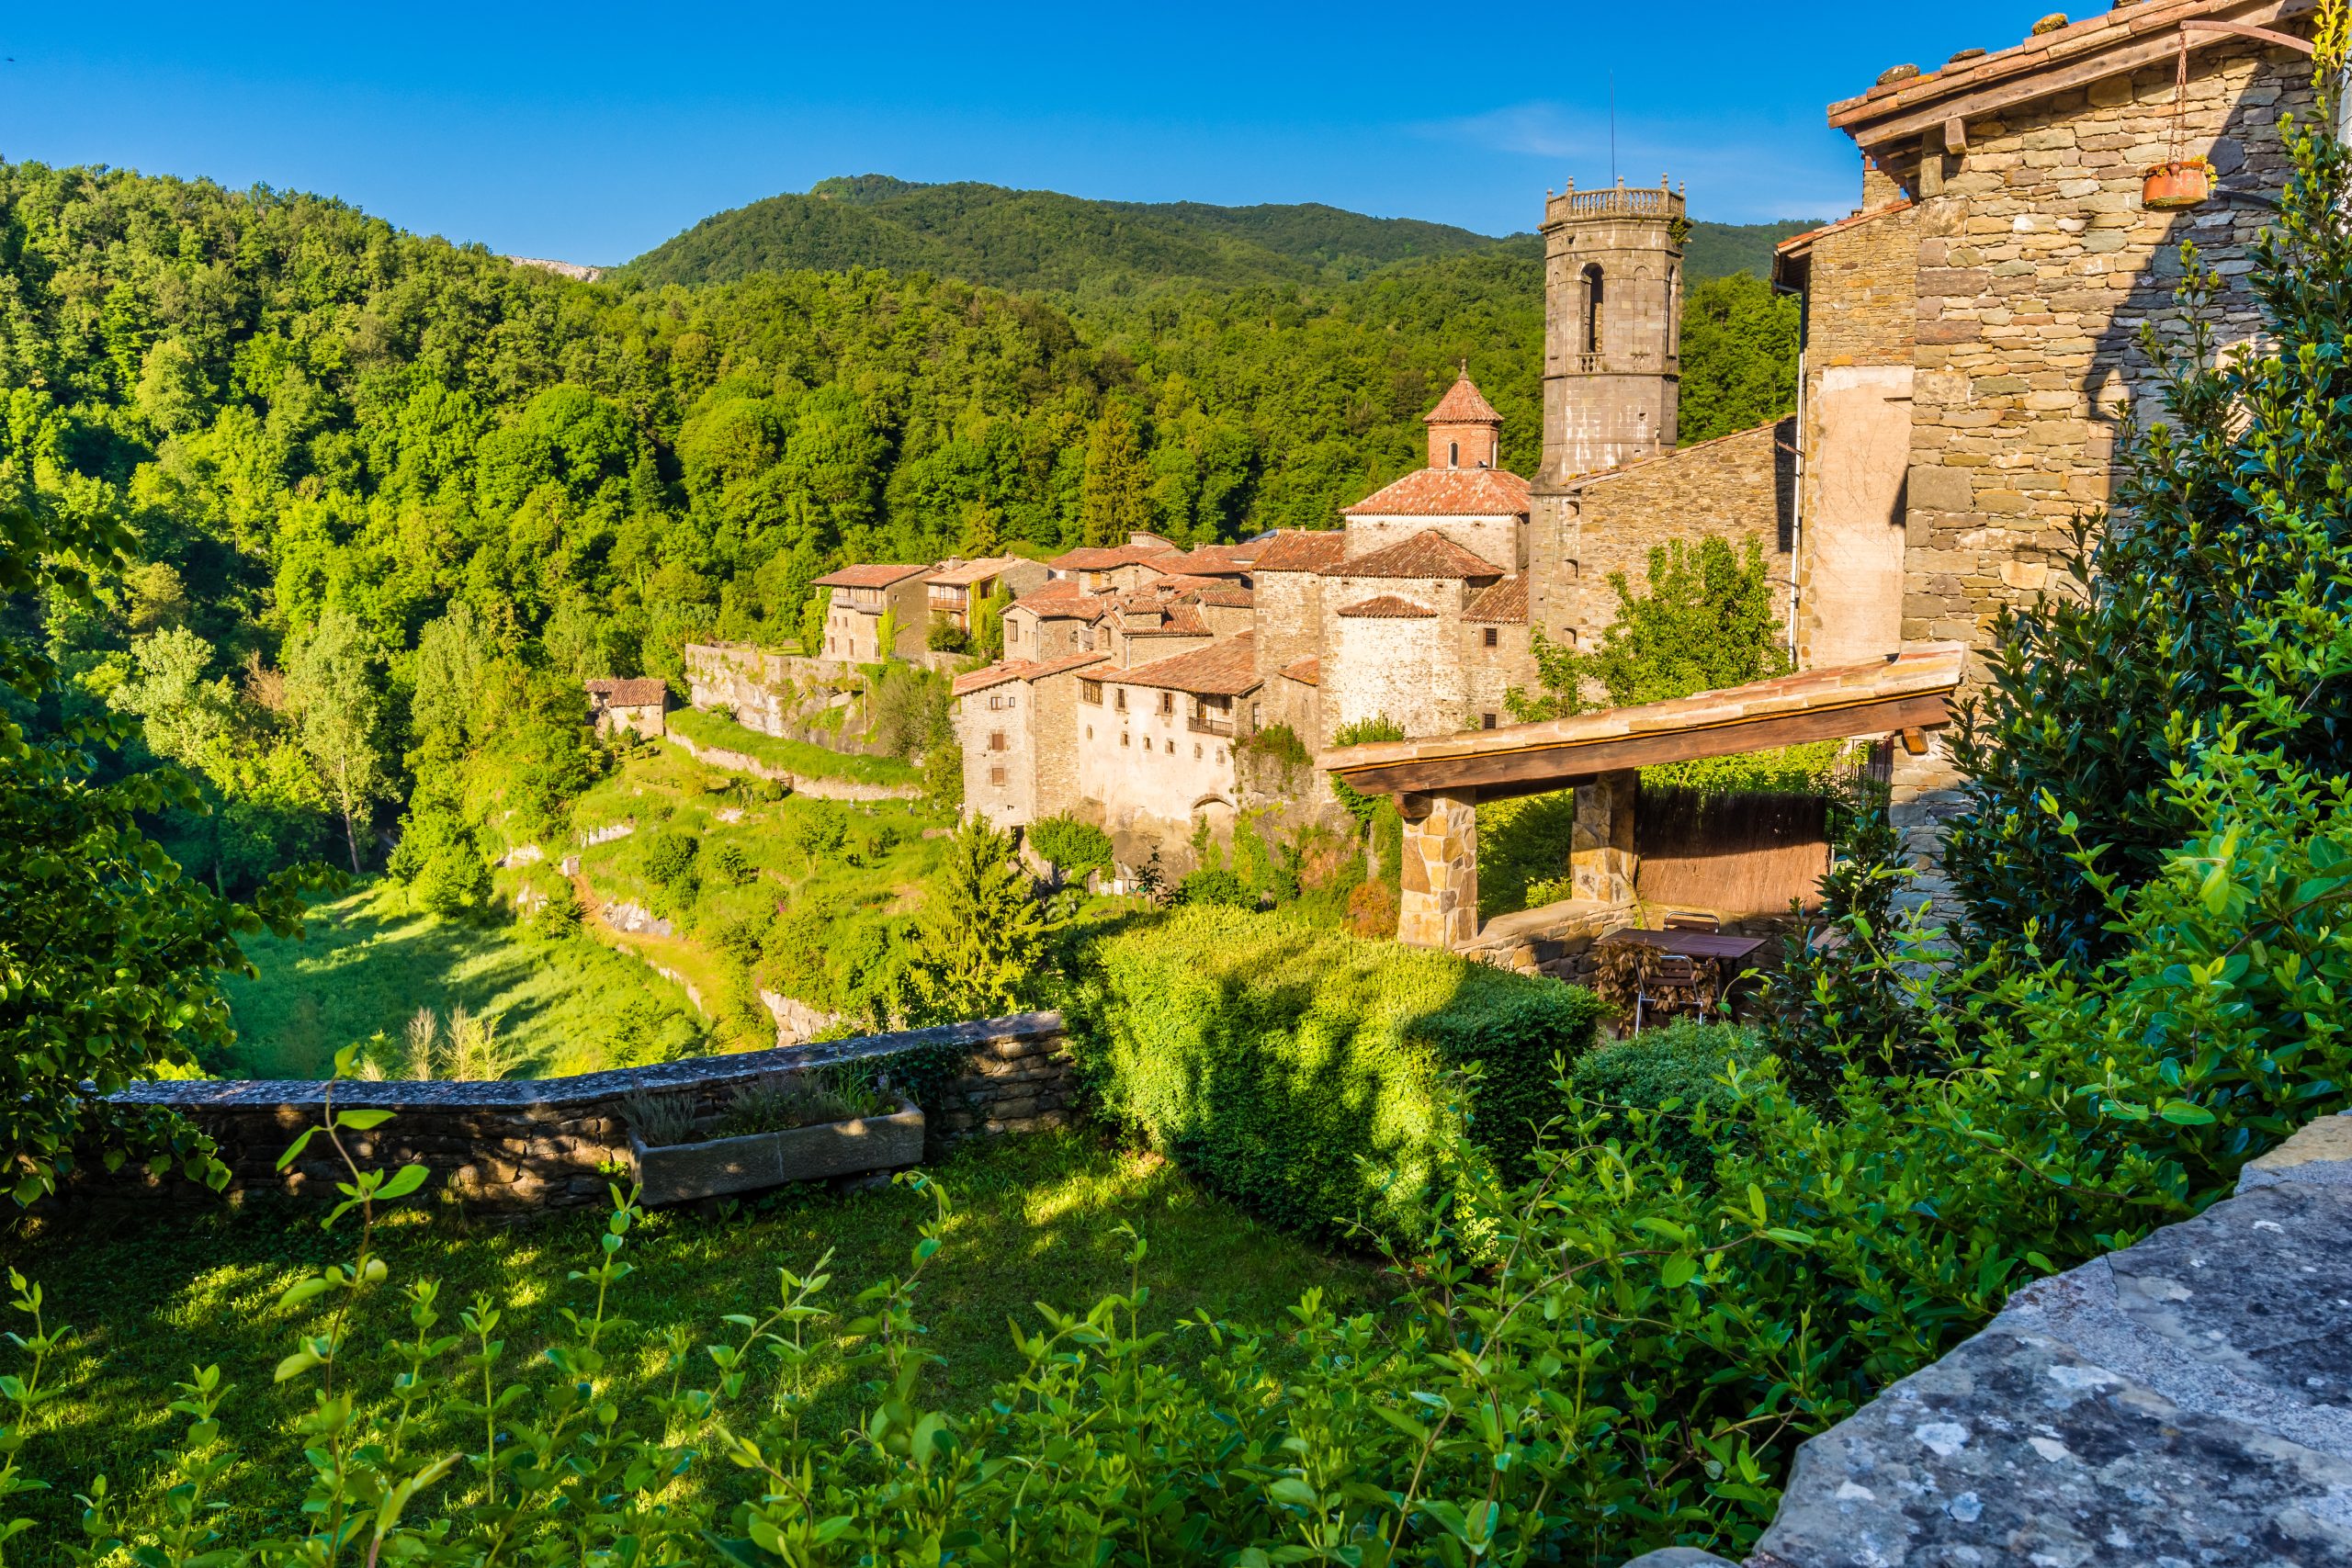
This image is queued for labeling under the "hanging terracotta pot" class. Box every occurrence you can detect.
[2143,159,2211,210]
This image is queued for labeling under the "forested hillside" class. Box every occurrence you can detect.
[0,156,1793,893]
[627,174,1817,295]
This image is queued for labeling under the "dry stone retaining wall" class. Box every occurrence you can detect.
[107,1013,1075,1214]
[663,731,920,802]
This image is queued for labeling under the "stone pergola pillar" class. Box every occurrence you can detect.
[1396,790,1480,949]
[1570,770,1639,906]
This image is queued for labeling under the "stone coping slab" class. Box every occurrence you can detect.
[1752,1110,2352,1566]
[112,1012,1066,1115]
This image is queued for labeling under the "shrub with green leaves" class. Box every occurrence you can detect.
[1026,813,1114,883]
[642,829,700,886]
[1176,866,1253,908]
[1066,907,1605,1238]
[1569,1020,1763,1172]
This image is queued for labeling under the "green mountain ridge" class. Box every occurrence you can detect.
[628,174,1818,298]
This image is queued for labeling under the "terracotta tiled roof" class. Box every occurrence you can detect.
[1194,585,1254,609]
[952,651,1106,697]
[1139,545,1251,578]
[924,554,1030,588]
[586,677,668,707]
[1464,577,1530,625]
[1009,585,1107,622]
[1047,544,1166,571]
[1341,466,1532,518]
[1248,529,1348,572]
[1337,594,1438,619]
[1774,199,1916,258]
[813,562,930,590]
[1425,371,1501,425]
[1104,634,1261,697]
[1320,643,1970,779]
[1825,0,2300,152]
[1327,529,1506,581]
[1280,657,1320,687]
[1124,605,1212,638]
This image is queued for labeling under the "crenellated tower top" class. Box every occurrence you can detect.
[1537,175,1686,481]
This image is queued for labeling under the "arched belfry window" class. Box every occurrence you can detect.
[1580,264,1605,361]
[1448,440,1459,467]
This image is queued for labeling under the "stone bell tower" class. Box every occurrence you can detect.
[1528,175,1686,645]
[1538,175,1684,479]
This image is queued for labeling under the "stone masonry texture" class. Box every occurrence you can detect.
[1532,420,1797,648]
[1746,1111,2352,1567]
[99,1013,1076,1214]
[1877,39,2309,919]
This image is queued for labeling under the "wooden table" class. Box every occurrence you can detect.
[1598,928,1769,964]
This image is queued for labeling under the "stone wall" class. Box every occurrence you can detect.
[1329,610,1454,738]
[1802,200,1918,367]
[1873,39,2309,914]
[958,677,1038,825]
[1635,1109,2352,1567]
[1073,679,1238,834]
[1532,419,1796,649]
[1250,569,1325,714]
[99,1014,1075,1214]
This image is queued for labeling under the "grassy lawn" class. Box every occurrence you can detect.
[0,1132,1382,1555]
[220,884,707,1079]
[668,705,922,787]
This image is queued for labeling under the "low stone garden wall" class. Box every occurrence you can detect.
[107,1012,1074,1214]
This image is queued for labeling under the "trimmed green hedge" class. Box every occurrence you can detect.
[1066,908,1604,1239]
[1568,1021,1763,1174]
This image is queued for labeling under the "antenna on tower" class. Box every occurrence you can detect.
[1609,72,1618,186]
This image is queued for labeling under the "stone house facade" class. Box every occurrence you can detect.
[924,555,1049,633]
[1529,418,1799,652]
[1781,0,2319,907]
[1075,636,1257,839]
[951,651,1103,828]
[814,563,932,661]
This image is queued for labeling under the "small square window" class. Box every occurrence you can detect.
[989,731,1007,752]
[1481,713,1498,730]
[1165,739,1175,754]
[1115,689,1127,712]
[1483,627,1498,649]
[1086,726,1093,739]
[1121,732,1130,747]
[989,766,1007,786]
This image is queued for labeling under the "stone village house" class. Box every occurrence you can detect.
[584,677,668,739]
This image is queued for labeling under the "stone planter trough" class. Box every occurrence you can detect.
[628,1098,923,1205]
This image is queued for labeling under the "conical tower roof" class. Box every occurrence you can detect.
[1425,370,1502,426]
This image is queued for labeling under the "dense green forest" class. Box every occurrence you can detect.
[626,172,1817,296]
[0,156,1797,894]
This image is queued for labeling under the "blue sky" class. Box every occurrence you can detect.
[2,3,2047,264]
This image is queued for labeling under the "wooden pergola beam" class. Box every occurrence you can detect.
[1331,690,1952,800]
